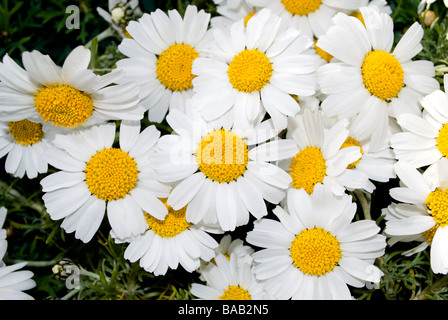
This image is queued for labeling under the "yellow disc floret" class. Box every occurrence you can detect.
[228,49,273,93]
[8,120,44,146]
[289,146,327,194]
[290,227,342,276]
[219,286,252,300]
[84,148,138,201]
[436,123,448,158]
[196,129,248,183]
[361,50,404,101]
[340,136,363,169]
[145,198,190,238]
[281,0,322,16]
[34,84,94,129]
[425,188,448,243]
[156,43,199,92]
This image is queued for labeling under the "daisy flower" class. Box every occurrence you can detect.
[246,0,363,39]
[115,198,219,276]
[40,121,171,243]
[191,252,270,300]
[391,74,448,169]
[211,0,259,28]
[246,184,386,300]
[267,108,364,196]
[213,234,254,265]
[97,0,143,39]
[0,45,145,132]
[198,234,254,277]
[0,119,51,179]
[191,8,319,130]
[384,159,448,274]
[150,106,291,231]
[317,7,439,146]
[0,207,36,300]
[116,5,213,122]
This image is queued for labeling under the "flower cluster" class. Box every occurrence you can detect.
[0,0,447,300]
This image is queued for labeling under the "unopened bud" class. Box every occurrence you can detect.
[52,258,76,281]
[420,10,437,27]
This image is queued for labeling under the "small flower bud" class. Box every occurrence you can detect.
[52,258,77,281]
[420,10,437,27]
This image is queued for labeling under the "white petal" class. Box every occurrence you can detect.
[167,172,205,210]
[130,187,168,220]
[216,182,237,231]
[430,226,448,274]
[62,46,91,81]
[119,120,141,153]
[40,171,85,192]
[393,22,423,62]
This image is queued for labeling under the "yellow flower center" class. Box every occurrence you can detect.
[424,188,448,243]
[244,11,257,26]
[281,0,322,16]
[227,49,273,93]
[314,39,333,63]
[84,148,138,201]
[289,146,326,194]
[156,43,199,92]
[361,50,404,101]
[196,129,248,183]
[34,84,94,129]
[219,286,252,300]
[8,120,44,146]
[145,198,190,238]
[340,136,363,169]
[436,123,448,158]
[290,227,342,276]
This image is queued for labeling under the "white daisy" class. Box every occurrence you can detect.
[40,121,171,243]
[0,45,145,132]
[150,106,291,232]
[114,198,219,276]
[0,119,51,179]
[268,107,364,196]
[391,74,448,169]
[198,234,254,277]
[97,0,143,39]
[211,0,259,28]
[384,159,448,274]
[246,0,363,39]
[116,5,213,123]
[191,8,319,130]
[0,207,36,300]
[246,184,386,300]
[191,252,270,300]
[213,234,254,265]
[317,7,439,146]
